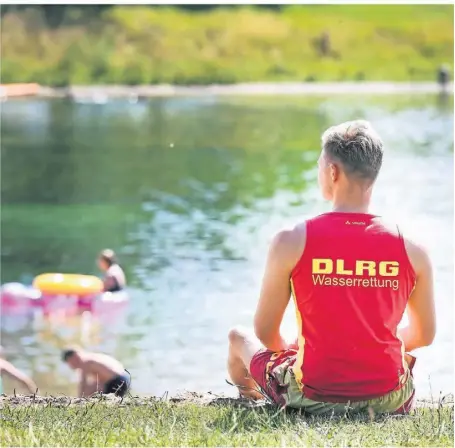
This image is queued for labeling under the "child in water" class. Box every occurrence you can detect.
[98,249,126,293]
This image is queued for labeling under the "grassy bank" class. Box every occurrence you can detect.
[1,5,453,86]
[0,394,453,447]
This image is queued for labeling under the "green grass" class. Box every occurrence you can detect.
[1,5,453,86]
[0,394,453,447]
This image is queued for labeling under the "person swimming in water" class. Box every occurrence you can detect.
[62,347,130,398]
[0,346,37,395]
[98,249,126,293]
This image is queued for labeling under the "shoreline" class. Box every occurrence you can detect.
[1,392,453,408]
[1,82,453,99]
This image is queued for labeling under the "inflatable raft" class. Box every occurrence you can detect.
[1,273,128,314]
[33,273,103,296]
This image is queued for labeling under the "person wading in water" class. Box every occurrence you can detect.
[98,249,126,293]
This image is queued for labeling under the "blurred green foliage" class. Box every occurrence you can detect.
[1,5,453,85]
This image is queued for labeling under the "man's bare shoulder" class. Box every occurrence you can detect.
[84,352,109,363]
[80,353,106,369]
[272,223,306,247]
[270,222,306,269]
[87,352,124,371]
[403,236,432,276]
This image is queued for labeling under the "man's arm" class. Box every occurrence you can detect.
[78,370,88,398]
[253,227,305,352]
[398,240,436,352]
[0,359,37,393]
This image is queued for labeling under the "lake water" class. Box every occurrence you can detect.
[1,94,453,399]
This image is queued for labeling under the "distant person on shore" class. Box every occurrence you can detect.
[0,346,37,395]
[437,64,450,96]
[98,249,126,293]
[227,120,435,415]
[62,347,130,398]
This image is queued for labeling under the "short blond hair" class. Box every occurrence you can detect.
[322,120,384,182]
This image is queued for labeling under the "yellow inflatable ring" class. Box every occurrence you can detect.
[33,273,103,296]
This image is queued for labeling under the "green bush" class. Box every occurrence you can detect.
[1,5,453,85]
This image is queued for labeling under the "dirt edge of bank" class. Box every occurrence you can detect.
[1,391,453,409]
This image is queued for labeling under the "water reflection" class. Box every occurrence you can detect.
[1,95,453,398]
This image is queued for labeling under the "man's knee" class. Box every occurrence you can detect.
[228,326,249,347]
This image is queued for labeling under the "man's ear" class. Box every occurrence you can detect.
[329,163,340,183]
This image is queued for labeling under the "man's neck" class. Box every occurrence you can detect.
[330,179,374,214]
[332,204,370,213]
[331,194,371,214]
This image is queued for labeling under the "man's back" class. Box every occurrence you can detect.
[290,212,416,402]
[82,352,125,382]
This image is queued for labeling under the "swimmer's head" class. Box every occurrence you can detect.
[318,120,383,201]
[98,249,117,272]
[62,347,83,369]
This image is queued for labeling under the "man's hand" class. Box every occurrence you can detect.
[287,338,299,351]
[25,380,38,394]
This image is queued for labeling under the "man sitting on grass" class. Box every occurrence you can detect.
[227,120,436,415]
[62,347,130,398]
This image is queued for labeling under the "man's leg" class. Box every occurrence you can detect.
[227,326,263,400]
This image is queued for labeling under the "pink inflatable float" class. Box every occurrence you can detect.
[1,282,42,312]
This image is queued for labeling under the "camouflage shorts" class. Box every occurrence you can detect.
[250,348,415,416]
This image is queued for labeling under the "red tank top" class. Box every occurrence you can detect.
[290,212,416,402]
